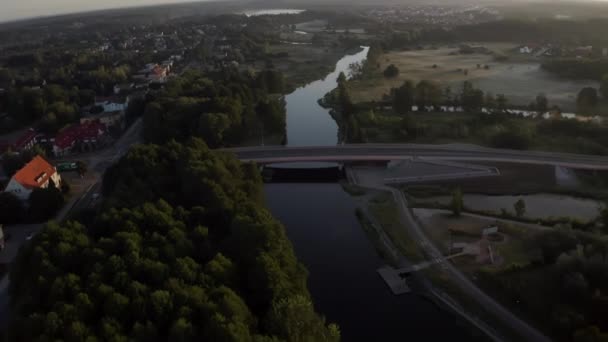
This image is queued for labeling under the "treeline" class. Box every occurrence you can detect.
[542,59,608,80]
[8,139,340,341]
[423,19,608,44]
[478,228,608,341]
[0,84,92,133]
[327,75,608,154]
[0,50,136,132]
[143,69,286,147]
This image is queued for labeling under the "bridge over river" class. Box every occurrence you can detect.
[224,143,608,170]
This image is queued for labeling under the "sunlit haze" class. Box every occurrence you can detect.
[1,0,214,22]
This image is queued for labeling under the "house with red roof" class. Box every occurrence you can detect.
[0,128,39,154]
[53,121,106,156]
[4,155,62,201]
[13,128,38,152]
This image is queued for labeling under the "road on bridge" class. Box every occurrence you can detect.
[226,143,608,170]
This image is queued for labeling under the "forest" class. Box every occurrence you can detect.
[7,139,339,341]
[143,69,286,147]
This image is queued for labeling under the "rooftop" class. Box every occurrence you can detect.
[12,155,56,189]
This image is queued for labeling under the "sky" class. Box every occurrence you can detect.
[0,0,213,23]
[3,0,608,23]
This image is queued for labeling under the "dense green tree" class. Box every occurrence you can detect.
[414,80,442,109]
[577,87,599,114]
[514,199,526,218]
[256,70,285,94]
[393,80,415,115]
[383,64,400,78]
[460,81,484,112]
[450,187,464,217]
[338,82,355,119]
[536,93,549,113]
[0,192,25,224]
[143,70,285,147]
[9,140,338,341]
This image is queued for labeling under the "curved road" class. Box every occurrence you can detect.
[225,143,608,170]
[390,189,551,342]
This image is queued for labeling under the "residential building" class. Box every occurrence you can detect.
[80,110,125,128]
[4,155,62,201]
[53,121,106,156]
[0,128,38,154]
[94,96,129,113]
[13,129,38,152]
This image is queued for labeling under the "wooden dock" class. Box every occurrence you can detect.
[377,266,411,295]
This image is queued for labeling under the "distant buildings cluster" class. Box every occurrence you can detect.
[517,43,608,58]
[0,94,132,157]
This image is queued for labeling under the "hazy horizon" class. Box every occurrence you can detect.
[0,0,219,23]
[2,0,608,23]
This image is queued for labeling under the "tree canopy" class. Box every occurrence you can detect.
[143,70,286,148]
[383,64,400,78]
[8,139,339,342]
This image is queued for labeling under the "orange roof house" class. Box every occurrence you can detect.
[3,156,62,201]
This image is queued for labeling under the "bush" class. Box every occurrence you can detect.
[383,64,400,78]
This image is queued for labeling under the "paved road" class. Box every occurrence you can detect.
[351,176,506,341]
[225,143,608,170]
[390,188,551,342]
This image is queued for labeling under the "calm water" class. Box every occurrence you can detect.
[425,194,602,221]
[240,9,306,17]
[265,184,482,342]
[285,47,370,146]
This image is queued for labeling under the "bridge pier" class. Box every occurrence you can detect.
[377,266,411,295]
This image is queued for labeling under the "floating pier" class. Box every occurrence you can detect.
[377,266,411,295]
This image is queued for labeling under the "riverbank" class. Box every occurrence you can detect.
[284,46,369,146]
[264,183,481,341]
[265,43,365,94]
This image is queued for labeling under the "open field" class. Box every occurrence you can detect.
[349,43,599,111]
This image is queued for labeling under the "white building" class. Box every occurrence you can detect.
[94,96,129,113]
[4,156,62,201]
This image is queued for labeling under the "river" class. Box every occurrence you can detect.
[265,51,483,341]
[285,46,370,146]
[265,184,483,342]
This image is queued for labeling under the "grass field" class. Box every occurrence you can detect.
[368,192,426,262]
[349,43,599,111]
